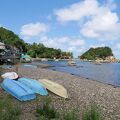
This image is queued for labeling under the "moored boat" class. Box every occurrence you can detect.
[1,72,19,79]
[41,58,48,61]
[68,60,76,66]
[1,79,36,101]
[55,59,59,61]
[20,54,32,63]
[18,77,48,96]
[93,60,102,65]
[23,64,37,69]
[39,79,68,98]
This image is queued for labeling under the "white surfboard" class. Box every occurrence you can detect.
[39,79,68,98]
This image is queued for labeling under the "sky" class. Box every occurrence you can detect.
[0,0,120,58]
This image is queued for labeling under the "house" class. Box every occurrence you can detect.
[0,43,21,64]
[0,42,5,49]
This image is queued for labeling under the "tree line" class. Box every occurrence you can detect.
[26,43,73,59]
[0,27,73,59]
[80,47,113,60]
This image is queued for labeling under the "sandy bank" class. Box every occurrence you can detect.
[1,64,120,120]
[16,65,120,120]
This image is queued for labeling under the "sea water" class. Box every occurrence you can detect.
[39,60,120,87]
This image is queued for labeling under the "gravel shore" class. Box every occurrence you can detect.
[1,64,120,120]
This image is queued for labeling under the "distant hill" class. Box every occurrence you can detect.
[80,47,113,60]
[0,27,26,51]
[0,27,73,59]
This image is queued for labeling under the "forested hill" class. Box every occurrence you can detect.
[0,27,26,51]
[80,47,113,60]
[0,27,73,59]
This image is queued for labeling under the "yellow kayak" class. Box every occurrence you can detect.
[39,79,68,98]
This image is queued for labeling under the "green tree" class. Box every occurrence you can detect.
[80,47,113,60]
[0,27,73,59]
[0,27,26,52]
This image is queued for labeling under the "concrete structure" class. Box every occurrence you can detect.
[0,42,5,49]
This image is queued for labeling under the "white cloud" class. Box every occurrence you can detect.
[20,22,48,39]
[80,10,120,40]
[55,0,120,41]
[116,44,120,50]
[40,36,68,49]
[69,39,85,46]
[55,0,99,22]
[113,43,120,53]
[106,0,117,10]
[67,46,85,54]
[112,43,120,58]
[90,44,105,48]
[39,36,85,56]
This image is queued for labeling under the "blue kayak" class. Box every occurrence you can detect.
[23,64,37,69]
[1,79,36,101]
[18,77,48,96]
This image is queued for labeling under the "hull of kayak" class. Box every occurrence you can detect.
[18,77,48,96]
[23,64,37,69]
[39,79,68,98]
[1,72,18,79]
[1,79,36,101]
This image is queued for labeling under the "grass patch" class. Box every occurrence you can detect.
[0,97,21,120]
[36,97,59,120]
[63,109,79,120]
[82,104,104,120]
[0,67,3,82]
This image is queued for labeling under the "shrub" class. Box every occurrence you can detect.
[0,97,21,120]
[82,104,104,120]
[36,97,59,120]
[63,110,79,120]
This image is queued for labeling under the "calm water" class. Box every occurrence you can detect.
[40,60,120,87]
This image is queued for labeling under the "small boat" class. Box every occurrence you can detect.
[20,54,32,63]
[1,79,36,101]
[0,65,13,69]
[38,79,68,98]
[55,59,59,61]
[23,64,37,69]
[1,72,19,79]
[41,58,48,61]
[18,77,48,96]
[68,60,76,66]
[93,61,102,65]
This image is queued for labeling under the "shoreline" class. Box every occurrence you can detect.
[1,63,120,119]
[1,62,119,88]
[50,67,119,89]
[18,64,120,120]
[69,73,119,88]
[36,62,120,88]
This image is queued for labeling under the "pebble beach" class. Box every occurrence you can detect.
[1,63,120,120]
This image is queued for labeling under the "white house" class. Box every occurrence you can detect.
[0,42,5,49]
